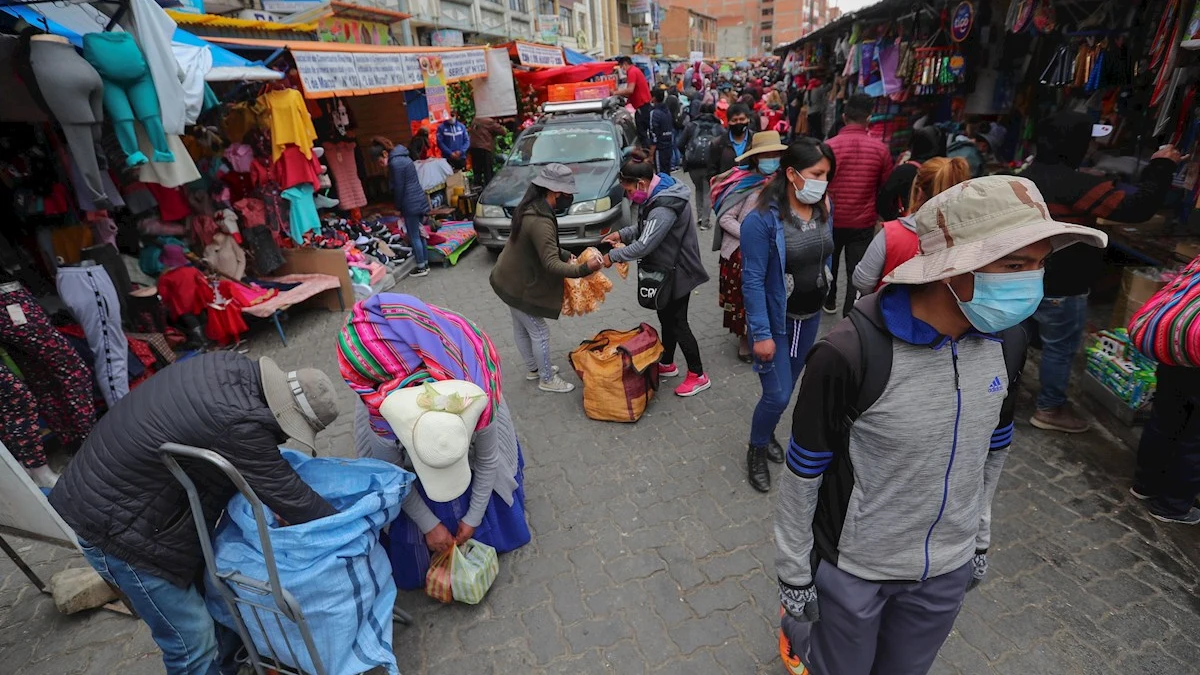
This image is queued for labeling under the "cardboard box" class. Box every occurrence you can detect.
[1110,267,1168,330]
[274,248,352,312]
[1175,241,1200,260]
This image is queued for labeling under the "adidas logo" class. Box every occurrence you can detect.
[988,376,1003,394]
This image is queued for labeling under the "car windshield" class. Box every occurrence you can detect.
[507,124,617,166]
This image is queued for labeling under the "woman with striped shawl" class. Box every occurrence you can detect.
[338,293,530,590]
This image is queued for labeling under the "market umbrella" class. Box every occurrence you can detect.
[671,61,714,75]
[736,61,751,70]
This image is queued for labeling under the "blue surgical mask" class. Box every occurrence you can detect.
[950,269,1045,334]
[794,178,827,204]
[758,158,781,175]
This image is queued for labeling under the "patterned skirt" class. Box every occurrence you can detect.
[719,250,746,338]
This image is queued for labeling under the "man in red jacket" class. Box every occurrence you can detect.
[823,94,893,317]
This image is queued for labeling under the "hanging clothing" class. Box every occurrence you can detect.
[0,362,47,468]
[241,226,286,276]
[222,102,260,144]
[224,144,254,173]
[263,89,318,161]
[233,198,266,228]
[81,32,174,168]
[0,286,95,448]
[28,39,112,209]
[82,243,133,324]
[204,301,247,346]
[322,142,367,210]
[281,184,320,244]
[170,40,211,126]
[274,146,323,190]
[136,131,201,188]
[57,265,130,408]
[203,232,246,280]
[146,184,191,221]
[70,163,124,213]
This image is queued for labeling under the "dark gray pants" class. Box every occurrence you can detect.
[797,561,971,675]
[688,168,712,228]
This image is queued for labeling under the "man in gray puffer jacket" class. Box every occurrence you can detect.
[50,352,340,675]
[388,144,431,276]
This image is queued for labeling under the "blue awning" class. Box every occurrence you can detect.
[1,4,281,81]
[563,47,594,65]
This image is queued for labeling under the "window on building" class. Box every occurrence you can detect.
[539,0,554,14]
[762,8,773,16]
[510,0,525,11]
[761,21,772,30]
[618,0,629,24]
[560,6,573,36]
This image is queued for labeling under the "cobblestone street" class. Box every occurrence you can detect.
[2,174,1199,674]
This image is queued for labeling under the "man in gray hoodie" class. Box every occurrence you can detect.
[387,145,430,277]
[775,177,1107,675]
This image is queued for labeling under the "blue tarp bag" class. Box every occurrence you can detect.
[207,450,414,675]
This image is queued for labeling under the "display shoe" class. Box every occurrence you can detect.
[747,444,771,492]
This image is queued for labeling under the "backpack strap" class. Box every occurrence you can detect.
[997,323,1029,389]
[845,296,894,426]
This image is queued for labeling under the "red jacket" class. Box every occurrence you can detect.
[825,125,893,230]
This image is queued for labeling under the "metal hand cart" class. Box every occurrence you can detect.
[159,443,413,675]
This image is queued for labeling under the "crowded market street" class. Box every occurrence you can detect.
[1,175,1199,675]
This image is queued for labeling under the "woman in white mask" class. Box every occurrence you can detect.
[739,136,836,493]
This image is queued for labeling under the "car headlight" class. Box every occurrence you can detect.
[476,203,505,218]
[568,197,611,215]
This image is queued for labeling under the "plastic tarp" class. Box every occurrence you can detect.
[514,62,615,88]
[563,47,594,65]
[207,450,413,675]
[0,4,282,82]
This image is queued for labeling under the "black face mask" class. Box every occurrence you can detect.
[729,123,748,136]
[555,194,574,214]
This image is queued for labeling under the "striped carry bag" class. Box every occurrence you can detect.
[1127,256,1200,366]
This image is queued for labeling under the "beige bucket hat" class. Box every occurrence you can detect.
[259,357,340,454]
[379,380,488,503]
[884,176,1108,286]
[736,131,790,162]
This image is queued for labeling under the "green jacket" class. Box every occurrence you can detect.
[490,201,589,319]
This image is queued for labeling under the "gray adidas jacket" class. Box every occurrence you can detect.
[775,287,1021,589]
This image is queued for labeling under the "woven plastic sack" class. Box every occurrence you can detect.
[425,549,454,603]
[569,324,664,422]
[207,451,413,675]
[450,539,499,605]
[1128,256,1200,366]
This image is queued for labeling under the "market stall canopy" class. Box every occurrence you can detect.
[671,61,713,75]
[209,37,489,98]
[1,3,283,81]
[513,61,614,88]
[773,0,917,54]
[563,47,594,65]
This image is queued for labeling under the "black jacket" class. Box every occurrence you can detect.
[709,129,750,176]
[677,114,724,171]
[50,352,337,587]
[1022,112,1176,297]
[876,127,944,220]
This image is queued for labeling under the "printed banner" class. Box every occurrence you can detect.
[516,41,565,67]
[538,14,559,45]
[422,55,450,123]
[289,46,489,97]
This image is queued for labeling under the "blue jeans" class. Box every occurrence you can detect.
[1031,294,1089,410]
[750,317,821,446]
[79,540,233,675]
[404,213,428,268]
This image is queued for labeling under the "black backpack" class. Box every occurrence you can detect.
[685,121,721,169]
[843,295,1027,425]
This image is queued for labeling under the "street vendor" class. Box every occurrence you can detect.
[49,352,341,675]
[339,293,531,590]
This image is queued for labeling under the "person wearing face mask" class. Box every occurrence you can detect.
[775,176,1107,675]
[490,164,604,394]
[615,56,652,148]
[711,132,781,363]
[436,110,470,171]
[602,150,712,397]
[739,137,834,492]
[709,103,754,176]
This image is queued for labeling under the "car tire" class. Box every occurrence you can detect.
[485,245,503,256]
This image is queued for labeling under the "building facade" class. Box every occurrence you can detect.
[665,0,834,56]
[659,4,716,58]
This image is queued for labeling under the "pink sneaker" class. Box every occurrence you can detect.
[657,363,680,378]
[674,372,711,397]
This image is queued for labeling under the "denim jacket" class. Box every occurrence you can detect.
[741,200,832,343]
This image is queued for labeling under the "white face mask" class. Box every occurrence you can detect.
[791,173,828,204]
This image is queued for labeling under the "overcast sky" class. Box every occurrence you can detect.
[833,0,879,11]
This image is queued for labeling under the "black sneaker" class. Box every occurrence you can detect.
[822,294,838,315]
[410,266,429,278]
[1149,506,1200,525]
